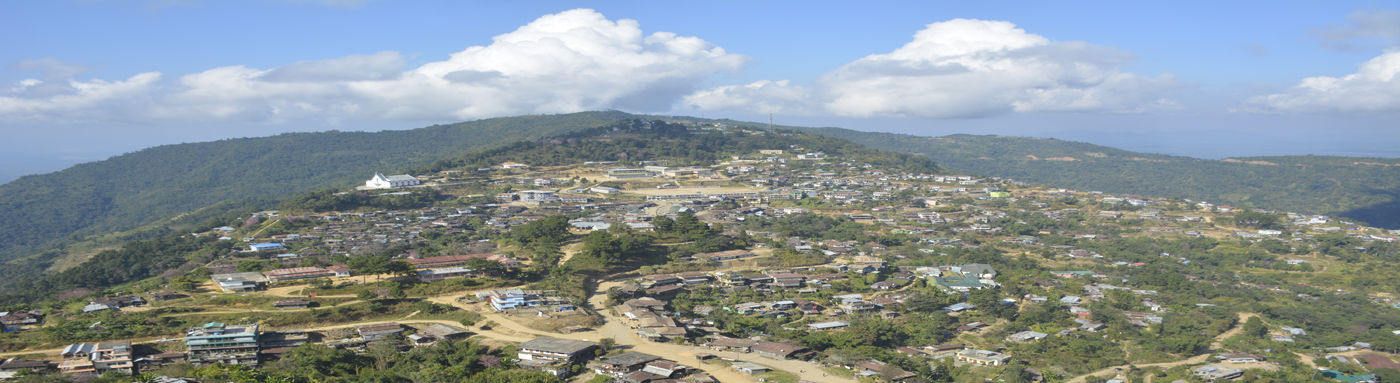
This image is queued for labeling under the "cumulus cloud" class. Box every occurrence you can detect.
[685,19,1179,118]
[1235,50,1400,114]
[1312,9,1400,51]
[0,9,747,124]
[1,60,161,122]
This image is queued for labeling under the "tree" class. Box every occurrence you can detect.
[1372,368,1400,382]
[357,290,377,301]
[1242,316,1267,339]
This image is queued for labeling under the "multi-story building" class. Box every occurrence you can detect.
[58,344,96,375]
[476,289,547,311]
[517,337,597,362]
[58,341,132,375]
[185,322,260,366]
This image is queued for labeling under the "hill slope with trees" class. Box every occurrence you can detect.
[0,111,632,265]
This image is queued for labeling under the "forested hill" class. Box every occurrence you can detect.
[0,111,631,264]
[787,128,1400,229]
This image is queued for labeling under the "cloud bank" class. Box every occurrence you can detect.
[0,9,748,124]
[684,19,1181,118]
[1236,50,1400,114]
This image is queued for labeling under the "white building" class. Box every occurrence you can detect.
[365,173,421,189]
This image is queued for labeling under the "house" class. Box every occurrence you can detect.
[211,272,270,292]
[262,267,335,283]
[590,352,664,377]
[58,343,97,375]
[926,344,965,355]
[872,280,900,290]
[691,250,757,262]
[1006,331,1049,342]
[943,303,977,313]
[0,311,42,327]
[1024,294,1048,303]
[365,173,421,189]
[855,359,917,381]
[753,341,809,359]
[417,267,478,282]
[249,243,286,252]
[1216,353,1264,363]
[957,349,1011,366]
[645,284,685,298]
[707,338,758,352]
[91,295,145,308]
[273,299,311,309]
[767,272,807,288]
[517,337,597,362]
[149,292,185,301]
[83,303,118,313]
[961,263,997,279]
[732,362,770,375]
[0,358,51,373]
[356,323,404,341]
[327,265,352,277]
[676,272,711,284]
[405,253,521,270]
[420,324,470,341]
[808,321,851,331]
[1192,365,1243,380]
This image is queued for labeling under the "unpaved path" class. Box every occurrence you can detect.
[1065,312,1257,383]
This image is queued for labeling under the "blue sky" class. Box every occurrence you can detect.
[3,1,1399,182]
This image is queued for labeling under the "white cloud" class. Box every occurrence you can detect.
[1312,9,1400,51]
[1235,50,1400,114]
[685,19,1179,118]
[0,72,161,122]
[681,80,815,115]
[0,9,747,124]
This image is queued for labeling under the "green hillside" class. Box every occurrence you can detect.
[791,129,1400,228]
[0,111,632,265]
[3,110,1396,282]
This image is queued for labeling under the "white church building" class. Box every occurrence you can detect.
[366,173,421,189]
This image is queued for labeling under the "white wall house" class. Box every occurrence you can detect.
[366,173,421,189]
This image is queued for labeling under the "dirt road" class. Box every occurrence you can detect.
[1065,312,1258,383]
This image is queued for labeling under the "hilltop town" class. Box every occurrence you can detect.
[1,121,1398,383]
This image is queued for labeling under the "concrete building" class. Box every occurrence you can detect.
[518,337,597,362]
[957,349,1010,366]
[210,272,269,293]
[366,173,421,189]
[1192,365,1243,380]
[185,322,260,366]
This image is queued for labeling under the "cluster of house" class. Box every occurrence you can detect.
[209,252,528,293]
[82,295,146,313]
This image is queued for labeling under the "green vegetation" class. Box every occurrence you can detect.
[0,111,633,285]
